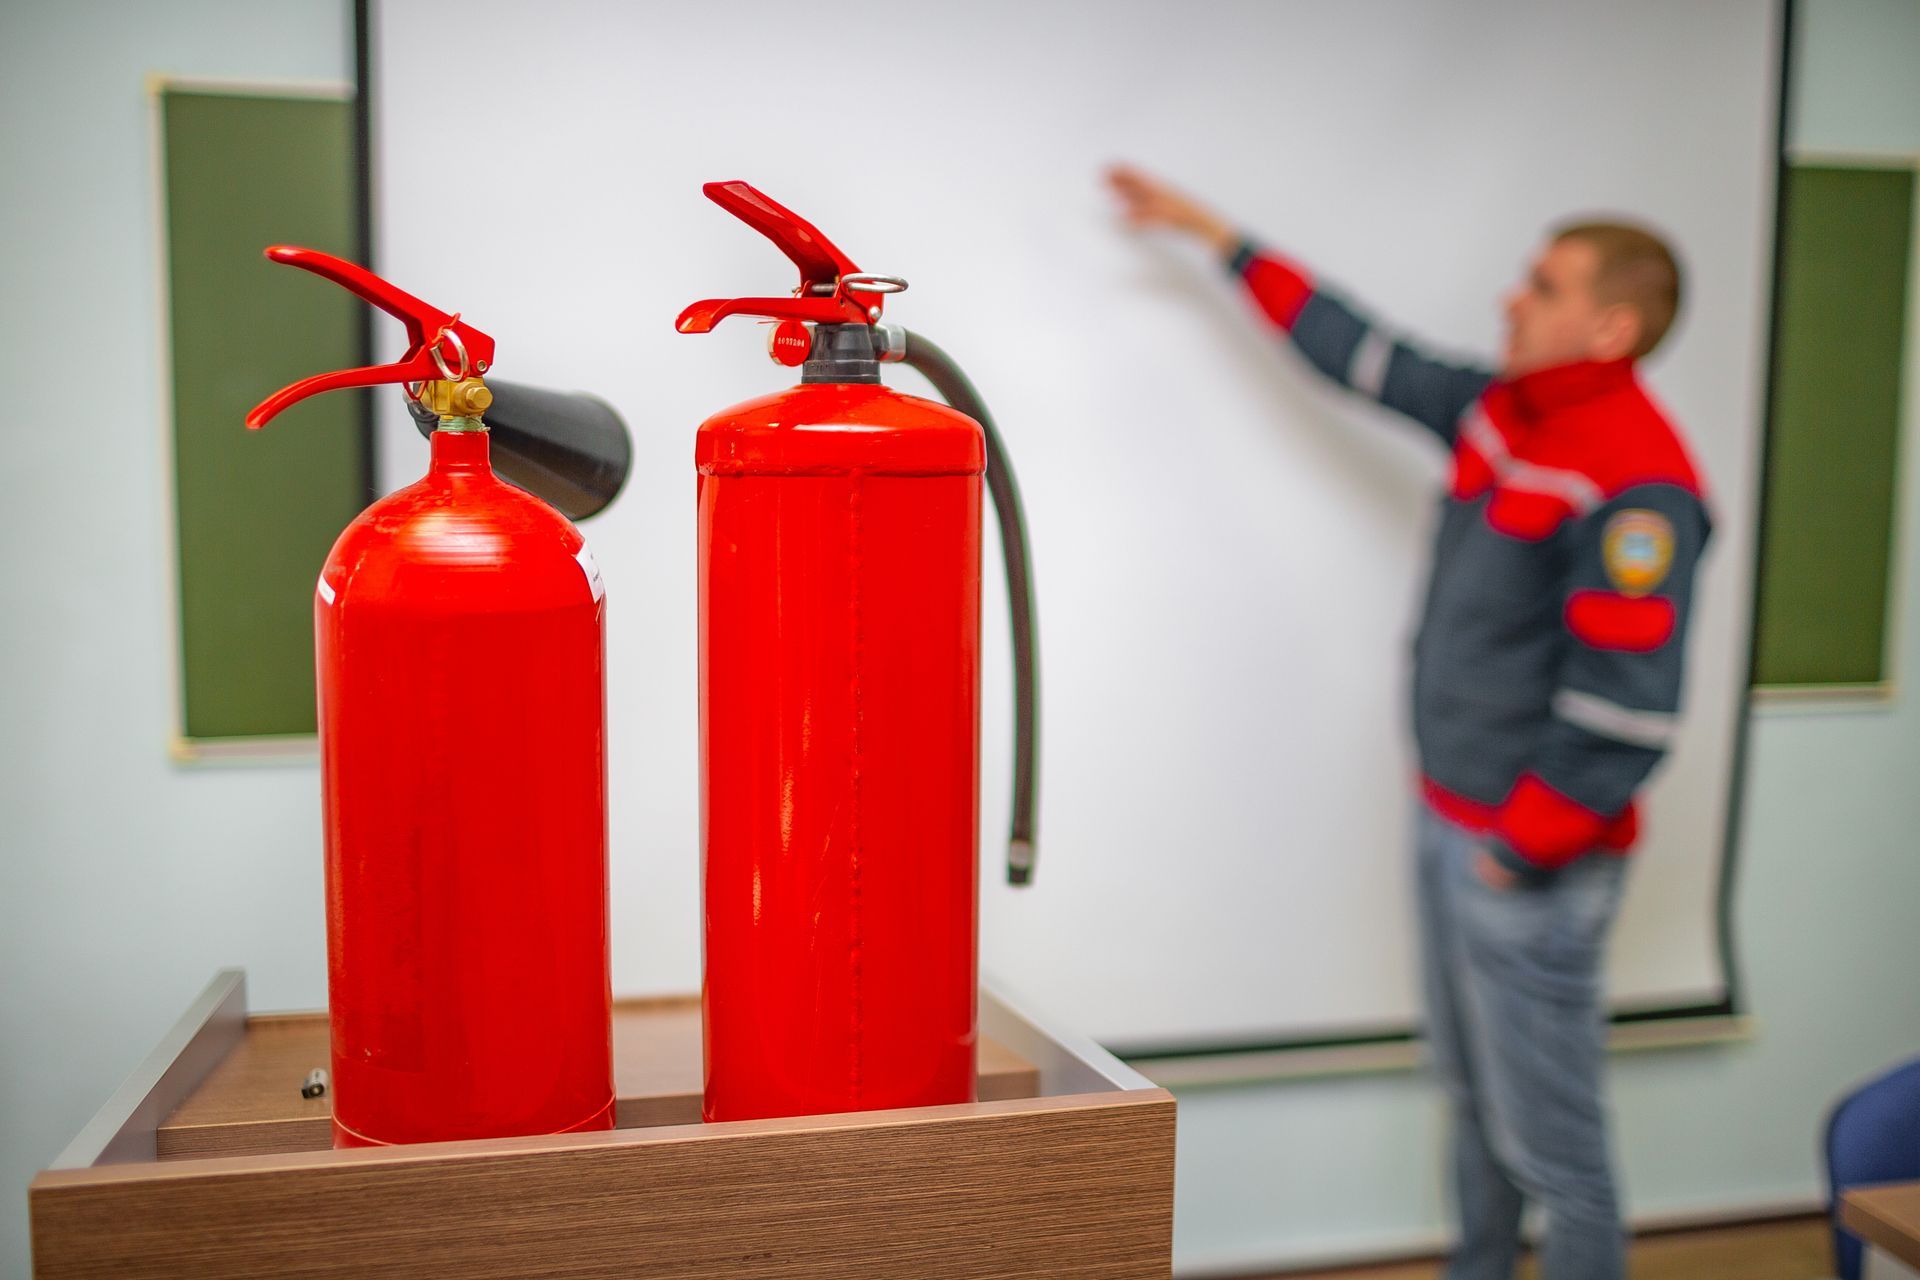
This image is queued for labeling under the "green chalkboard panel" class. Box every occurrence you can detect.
[1755,163,1912,690]
[161,87,366,748]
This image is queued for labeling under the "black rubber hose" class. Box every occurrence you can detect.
[899,331,1039,886]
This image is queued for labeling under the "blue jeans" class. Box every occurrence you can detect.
[1415,805,1629,1280]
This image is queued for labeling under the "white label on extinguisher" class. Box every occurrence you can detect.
[316,574,336,606]
[575,541,605,603]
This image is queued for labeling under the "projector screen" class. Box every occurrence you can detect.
[368,0,1780,1054]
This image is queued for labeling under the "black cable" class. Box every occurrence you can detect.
[899,331,1039,886]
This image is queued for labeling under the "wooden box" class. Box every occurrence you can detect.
[29,971,1175,1278]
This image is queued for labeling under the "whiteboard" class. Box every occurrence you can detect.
[369,0,1779,1051]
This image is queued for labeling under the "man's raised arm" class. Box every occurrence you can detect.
[1108,165,1492,445]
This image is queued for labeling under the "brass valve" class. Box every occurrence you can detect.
[416,377,493,419]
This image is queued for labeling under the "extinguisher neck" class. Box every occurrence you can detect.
[429,425,492,473]
[800,324,881,385]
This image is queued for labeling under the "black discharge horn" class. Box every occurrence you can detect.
[408,379,631,520]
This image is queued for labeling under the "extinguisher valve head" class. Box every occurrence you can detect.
[799,323,882,385]
[413,376,493,420]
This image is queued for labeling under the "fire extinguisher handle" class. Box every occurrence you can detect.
[246,246,498,429]
[676,295,861,334]
[675,183,900,332]
[701,181,862,293]
[896,330,1041,887]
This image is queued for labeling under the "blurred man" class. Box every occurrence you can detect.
[1108,165,1709,1280]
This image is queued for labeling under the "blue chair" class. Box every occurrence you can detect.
[1826,1056,1920,1280]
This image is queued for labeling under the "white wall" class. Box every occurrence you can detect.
[1174,0,1920,1269]
[0,2,349,1276]
[364,0,1771,1050]
[1,2,1916,1279]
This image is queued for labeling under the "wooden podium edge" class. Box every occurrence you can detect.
[31,1090,1174,1279]
[1842,1185,1920,1272]
[47,970,247,1170]
[31,972,1178,1279]
[33,1088,1171,1192]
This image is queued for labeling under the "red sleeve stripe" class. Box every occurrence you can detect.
[1241,253,1313,330]
[1494,773,1608,868]
[1566,589,1675,652]
[1484,487,1577,541]
[1422,776,1500,833]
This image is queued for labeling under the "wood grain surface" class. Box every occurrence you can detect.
[1843,1182,1920,1271]
[35,1091,1176,1278]
[156,996,1041,1159]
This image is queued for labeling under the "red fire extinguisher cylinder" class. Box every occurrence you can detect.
[250,248,615,1147]
[699,367,986,1120]
[681,183,1040,1124]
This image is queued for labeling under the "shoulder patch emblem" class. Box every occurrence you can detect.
[1602,509,1674,596]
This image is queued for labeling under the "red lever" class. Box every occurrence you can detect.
[675,181,894,335]
[246,246,497,429]
[706,181,860,291]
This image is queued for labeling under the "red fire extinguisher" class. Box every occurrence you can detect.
[679,182,1040,1123]
[248,247,616,1147]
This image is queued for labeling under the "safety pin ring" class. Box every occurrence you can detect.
[429,324,470,382]
[838,273,908,296]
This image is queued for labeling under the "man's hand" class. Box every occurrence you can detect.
[1474,846,1520,892]
[1105,165,1239,258]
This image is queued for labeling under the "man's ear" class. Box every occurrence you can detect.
[1592,302,1642,362]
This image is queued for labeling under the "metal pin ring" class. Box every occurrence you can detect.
[430,326,470,382]
[839,273,908,296]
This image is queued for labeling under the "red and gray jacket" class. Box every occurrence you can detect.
[1231,243,1711,878]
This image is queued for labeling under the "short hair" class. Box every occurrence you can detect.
[1551,219,1683,359]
